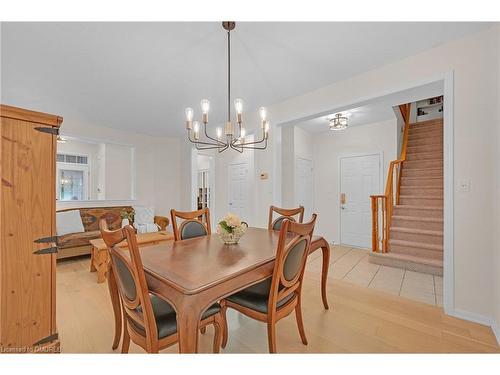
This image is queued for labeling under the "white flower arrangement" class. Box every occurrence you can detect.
[217,213,247,244]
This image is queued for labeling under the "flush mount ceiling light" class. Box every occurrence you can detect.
[183,22,269,153]
[329,113,348,131]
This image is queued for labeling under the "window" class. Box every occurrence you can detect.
[56,153,89,201]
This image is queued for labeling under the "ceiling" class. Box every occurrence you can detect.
[296,80,444,133]
[0,22,490,137]
[296,103,397,133]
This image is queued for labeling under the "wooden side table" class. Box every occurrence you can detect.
[89,230,174,283]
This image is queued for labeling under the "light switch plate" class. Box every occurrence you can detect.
[457,179,470,192]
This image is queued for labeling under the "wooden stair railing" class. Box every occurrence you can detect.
[370,103,411,253]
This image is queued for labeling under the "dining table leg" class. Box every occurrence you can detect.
[107,263,122,350]
[176,299,202,353]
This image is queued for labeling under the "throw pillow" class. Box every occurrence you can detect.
[56,210,85,236]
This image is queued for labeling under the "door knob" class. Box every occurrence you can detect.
[340,193,346,205]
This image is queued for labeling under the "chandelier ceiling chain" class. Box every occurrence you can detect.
[184,21,269,153]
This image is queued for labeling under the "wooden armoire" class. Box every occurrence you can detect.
[0,105,62,353]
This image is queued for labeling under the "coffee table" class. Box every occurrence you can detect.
[89,230,174,283]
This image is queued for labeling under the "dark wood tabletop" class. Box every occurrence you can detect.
[127,227,294,294]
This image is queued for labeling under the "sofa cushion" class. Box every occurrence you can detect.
[58,230,101,248]
[80,207,131,232]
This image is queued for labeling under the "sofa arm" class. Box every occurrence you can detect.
[154,215,170,231]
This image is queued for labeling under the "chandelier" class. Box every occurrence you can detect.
[329,113,348,131]
[184,22,269,153]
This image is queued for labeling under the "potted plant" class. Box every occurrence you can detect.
[217,213,248,245]
[120,209,135,228]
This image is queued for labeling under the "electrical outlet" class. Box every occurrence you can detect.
[457,179,470,192]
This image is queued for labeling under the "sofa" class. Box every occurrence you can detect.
[56,206,169,259]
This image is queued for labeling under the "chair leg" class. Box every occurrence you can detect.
[267,321,277,354]
[220,303,229,348]
[212,317,223,353]
[200,326,207,334]
[295,298,308,345]
[148,342,159,354]
[121,326,130,354]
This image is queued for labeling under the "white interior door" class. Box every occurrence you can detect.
[340,154,381,248]
[295,158,314,220]
[228,163,249,220]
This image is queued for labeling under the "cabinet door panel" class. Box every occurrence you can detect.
[1,118,54,348]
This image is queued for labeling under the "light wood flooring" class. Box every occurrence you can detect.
[56,246,499,353]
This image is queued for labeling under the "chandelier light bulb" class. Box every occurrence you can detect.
[185,107,194,121]
[234,98,243,114]
[193,121,200,140]
[216,127,222,139]
[240,128,246,139]
[264,121,270,133]
[201,99,210,114]
[259,107,267,121]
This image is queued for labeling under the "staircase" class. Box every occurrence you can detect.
[369,118,443,275]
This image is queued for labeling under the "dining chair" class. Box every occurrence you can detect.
[170,207,212,241]
[99,219,225,353]
[268,205,305,231]
[221,214,317,353]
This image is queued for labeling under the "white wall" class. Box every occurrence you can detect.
[311,119,396,243]
[104,143,133,200]
[254,25,500,326]
[281,126,295,207]
[56,121,182,220]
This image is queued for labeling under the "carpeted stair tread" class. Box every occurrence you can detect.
[391,215,443,223]
[391,227,443,237]
[389,239,443,251]
[395,205,442,211]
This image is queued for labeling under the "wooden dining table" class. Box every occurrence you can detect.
[107,227,330,353]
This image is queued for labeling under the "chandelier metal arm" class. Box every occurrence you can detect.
[229,143,243,153]
[239,139,268,150]
[187,131,221,147]
[202,123,226,146]
[232,133,267,147]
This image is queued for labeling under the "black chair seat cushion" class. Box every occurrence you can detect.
[226,277,295,314]
[130,295,220,339]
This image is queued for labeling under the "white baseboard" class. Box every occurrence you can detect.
[448,308,493,327]
[491,320,500,346]
[448,309,500,346]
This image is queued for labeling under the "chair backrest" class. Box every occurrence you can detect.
[99,220,159,345]
[268,205,305,231]
[268,214,317,313]
[170,208,212,241]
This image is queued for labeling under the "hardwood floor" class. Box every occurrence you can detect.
[56,254,499,353]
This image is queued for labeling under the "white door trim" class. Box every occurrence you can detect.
[338,152,383,248]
